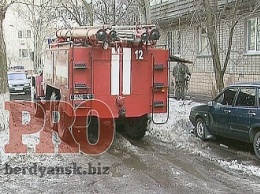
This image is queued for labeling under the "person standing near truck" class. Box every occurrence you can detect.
[172,62,191,100]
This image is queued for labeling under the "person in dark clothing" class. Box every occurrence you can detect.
[172,62,191,100]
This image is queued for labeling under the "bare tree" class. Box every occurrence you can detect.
[202,0,260,92]
[93,0,140,25]
[15,0,56,71]
[0,1,13,94]
[0,0,14,131]
[58,0,148,26]
[57,0,93,26]
[136,0,151,24]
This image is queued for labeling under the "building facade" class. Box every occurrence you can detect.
[151,0,260,97]
[3,1,90,74]
[4,6,34,73]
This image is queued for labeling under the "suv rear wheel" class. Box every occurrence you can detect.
[253,131,260,159]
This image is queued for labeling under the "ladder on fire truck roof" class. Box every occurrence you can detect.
[54,24,160,47]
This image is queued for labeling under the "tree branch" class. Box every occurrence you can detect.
[222,0,240,74]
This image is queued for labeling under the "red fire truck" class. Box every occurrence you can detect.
[32,25,170,143]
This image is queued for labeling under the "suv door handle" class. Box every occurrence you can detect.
[224,110,231,114]
[248,112,256,116]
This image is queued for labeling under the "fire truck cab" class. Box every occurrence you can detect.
[33,25,169,142]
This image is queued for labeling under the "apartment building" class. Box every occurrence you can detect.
[3,1,88,74]
[151,0,260,97]
[4,5,34,73]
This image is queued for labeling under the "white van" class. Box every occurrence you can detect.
[8,71,31,94]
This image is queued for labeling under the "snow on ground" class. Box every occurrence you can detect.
[0,98,260,179]
[148,98,260,178]
[218,159,260,177]
[0,93,10,131]
[148,99,204,154]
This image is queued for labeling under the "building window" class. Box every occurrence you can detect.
[18,30,32,39]
[18,30,22,38]
[27,30,31,38]
[19,49,29,58]
[167,30,181,56]
[198,27,211,55]
[247,17,260,52]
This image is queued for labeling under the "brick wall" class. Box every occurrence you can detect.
[159,17,260,97]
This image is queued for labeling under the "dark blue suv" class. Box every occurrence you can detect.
[189,82,260,159]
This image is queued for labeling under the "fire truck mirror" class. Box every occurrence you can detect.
[96,29,107,42]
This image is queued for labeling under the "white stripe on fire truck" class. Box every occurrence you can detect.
[122,48,131,95]
[45,63,52,74]
[111,47,120,95]
[56,65,68,78]
[45,52,52,74]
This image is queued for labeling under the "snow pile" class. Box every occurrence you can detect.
[0,93,11,164]
[0,93,10,131]
[0,129,10,164]
[218,160,260,177]
[148,99,201,148]
[148,99,215,159]
[148,99,195,140]
[149,98,260,178]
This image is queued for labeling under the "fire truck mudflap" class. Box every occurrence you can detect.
[33,25,169,143]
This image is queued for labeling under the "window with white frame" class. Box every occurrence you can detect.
[18,30,32,39]
[27,30,31,38]
[19,49,30,58]
[198,27,211,55]
[18,30,22,38]
[167,30,181,56]
[247,17,260,52]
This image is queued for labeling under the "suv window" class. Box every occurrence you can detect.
[235,87,256,107]
[215,87,237,105]
[258,88,260,107]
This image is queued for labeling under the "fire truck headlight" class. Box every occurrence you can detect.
[150,29,160,41]
[109,30,117,41]
[96,29,107,42]
[141,32,149,41]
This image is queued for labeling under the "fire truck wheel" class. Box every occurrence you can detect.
[57,106,74,144]
[125,117,147,140]
[34,97,44,118]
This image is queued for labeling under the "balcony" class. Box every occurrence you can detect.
[150,0,197,27]
[150,0,257,27]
